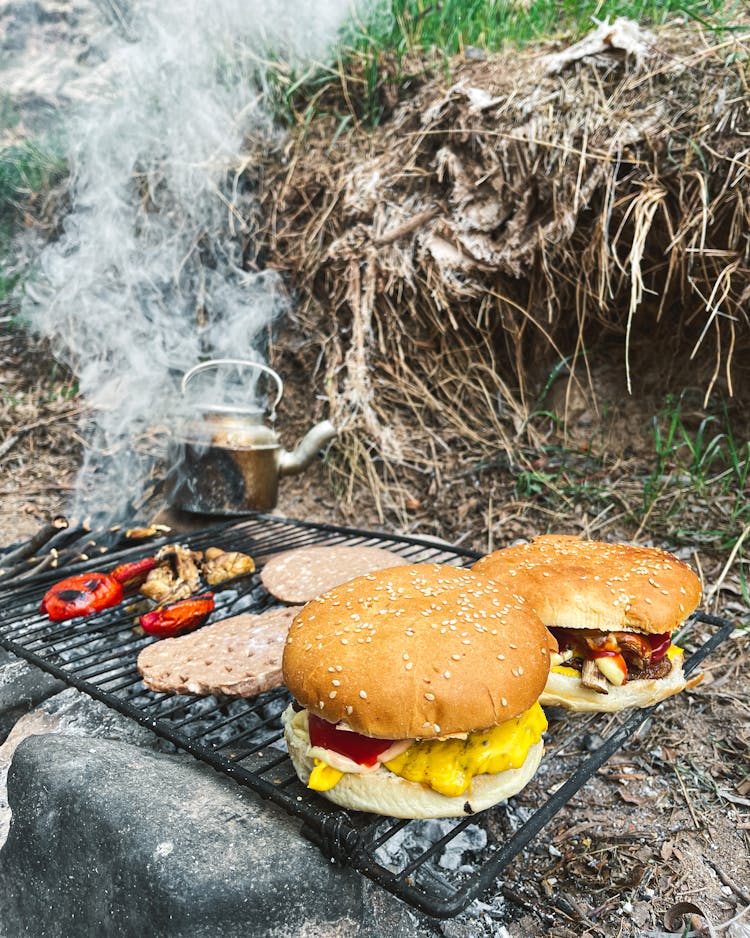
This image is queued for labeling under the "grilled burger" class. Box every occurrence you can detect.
[281,563,554,818]
[472,535,702,712]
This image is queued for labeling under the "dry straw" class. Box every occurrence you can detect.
[256,16,750,517]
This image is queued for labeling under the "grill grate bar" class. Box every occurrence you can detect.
[396,816,478,881]
[98,670,144,694]
[212,708,288,752]
[0,513,738,919]
[237,750,289,774]
[72,657,141,683]
[366,818,412,852]
[168,699,238,730]
[26,623,137,664]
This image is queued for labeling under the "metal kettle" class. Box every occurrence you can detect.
[165,359,337,514]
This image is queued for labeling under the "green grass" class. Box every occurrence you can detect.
[0,140,66,219]
[642,395,750,536]
[0,136,67,309]
[273,0,738,130]
[361,0,735,56]
[514,393,750,555]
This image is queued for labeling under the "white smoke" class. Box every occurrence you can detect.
[21,0,373,522]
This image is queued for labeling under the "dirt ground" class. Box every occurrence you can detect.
[1,328,748,937]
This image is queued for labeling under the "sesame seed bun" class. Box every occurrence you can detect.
[282,563,553,740]
[282,704,545,818]
[471,535,701,635]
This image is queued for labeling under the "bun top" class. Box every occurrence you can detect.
[282,563,553,740]
[472,535,702,635]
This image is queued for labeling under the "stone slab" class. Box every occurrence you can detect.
[0,733,433,938]
[0,650,65,744]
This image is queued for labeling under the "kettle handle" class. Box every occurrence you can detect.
[181,359,284,420]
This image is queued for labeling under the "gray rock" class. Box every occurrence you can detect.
[0,650,65,743]
[0,733,435,938]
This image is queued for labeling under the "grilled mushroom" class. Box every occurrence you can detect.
[581,659,609,694]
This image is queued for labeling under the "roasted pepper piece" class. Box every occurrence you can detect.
[139,593,215,639]
[41,572,124,621]
[111,556,157,592]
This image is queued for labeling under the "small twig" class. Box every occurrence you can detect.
[0,484,74,496]
[0,434,20,460]
[0,516,69,567]
[709,862,750,907]
[15,550,58,580]
[373,207,439,246]
[0,406,85,464]
[703,521,750,611]
[674,765,702,831]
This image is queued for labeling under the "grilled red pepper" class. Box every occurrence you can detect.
[111,556,157,592]
[40,572,124,621]
[139,593,215,639]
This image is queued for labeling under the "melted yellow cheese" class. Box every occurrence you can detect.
[308,758,345,792]
[666,643,683,660]
[384,702,547,798]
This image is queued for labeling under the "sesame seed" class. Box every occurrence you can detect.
[329,691,337,699]
[443,671,451,678]
[518,665,524,675]
[501,697,508,707]
[424,693,435,701]
[332,679,340,686]
[497,654,506,661]
[433,724,441,734]
[462,639,471,645]
[346,706,353,715]
[402,653,409,661]
[336,666,343,672]
[341,638,348,645]
[405,662,413,670]
[359,690,368,699]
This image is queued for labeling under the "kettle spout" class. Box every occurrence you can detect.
[278,420,337,477]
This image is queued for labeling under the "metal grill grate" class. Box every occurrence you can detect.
[0,514,737,918]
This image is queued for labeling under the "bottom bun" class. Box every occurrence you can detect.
[282,705,544,819]
[541,653,686,712]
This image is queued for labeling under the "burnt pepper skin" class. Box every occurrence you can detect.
[41,573,124,621]
[139,594,215,639]
[111,557,157,592]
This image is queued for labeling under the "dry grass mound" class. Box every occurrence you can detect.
[258,16,750,520]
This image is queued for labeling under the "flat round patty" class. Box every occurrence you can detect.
[260,545,409,604]
[137,607,301,697]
